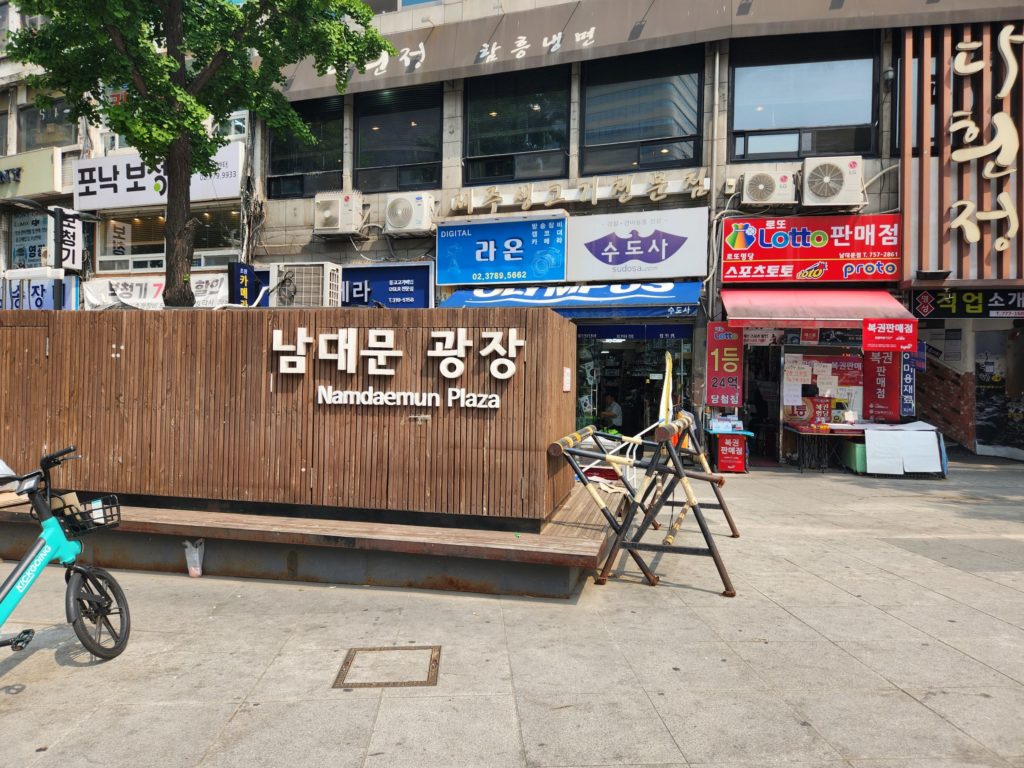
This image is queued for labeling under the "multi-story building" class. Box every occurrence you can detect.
[0,2,1019,461]
[252,0,1020,460]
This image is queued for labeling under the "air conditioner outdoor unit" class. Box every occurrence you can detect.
[264,262,343,307]
[740,171,797,206]
[384,192,435,236]
[801,156,864,206]
[314,191,364,235]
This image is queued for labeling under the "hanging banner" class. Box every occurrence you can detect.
[721,214,901,283]
[83,274,229,310]
[705,322,743,407]
[863,352,901,422]
[862,318,918,352]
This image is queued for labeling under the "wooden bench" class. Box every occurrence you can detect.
[0,485,611,570]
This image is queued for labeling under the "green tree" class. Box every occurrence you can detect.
[9,0,388,306]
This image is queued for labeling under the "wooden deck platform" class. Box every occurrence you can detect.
[0,485,613,597]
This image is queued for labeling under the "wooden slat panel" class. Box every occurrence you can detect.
[918,27,933,277]
[957,24,973,281]
[900,28,915,282]
[978,24,994,274]
[937,26,953,274]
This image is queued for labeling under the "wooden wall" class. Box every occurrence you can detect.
[0,308,576,521]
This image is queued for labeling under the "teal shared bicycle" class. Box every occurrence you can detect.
[0,446,130,660]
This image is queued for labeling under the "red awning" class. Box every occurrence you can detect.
[720,289,914,330]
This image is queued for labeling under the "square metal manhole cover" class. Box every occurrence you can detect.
[333,646,441,689]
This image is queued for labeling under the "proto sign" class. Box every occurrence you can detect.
[705,323,743,407]
[721,214,901,283]
[862,318,918,353]
[272,326,527,411]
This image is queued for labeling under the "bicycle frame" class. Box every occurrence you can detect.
[0,489,82,631]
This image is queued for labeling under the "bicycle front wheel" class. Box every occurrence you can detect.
[66,566,130,660]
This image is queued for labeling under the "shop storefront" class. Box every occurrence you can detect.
[714,214,935,473]
[72,143,244,307]
[911,289,1024,461]
[437,207,708,430]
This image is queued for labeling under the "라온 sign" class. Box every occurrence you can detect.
[436,214,567,286]
[862,318,918,353]
[705,322,743,407]
[721,214,901,283]
[566,208,708,282]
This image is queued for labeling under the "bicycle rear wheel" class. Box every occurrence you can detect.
[66,566,130,660]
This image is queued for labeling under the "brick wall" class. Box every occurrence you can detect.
[916,359,976,450]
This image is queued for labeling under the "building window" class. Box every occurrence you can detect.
[582,49,702,175]
[464,66,570,185]
[18,97,78,152]
[730,33,878,161]
[893,50,937,155]
[96,206,239,273]
[0,3,10,55]
[355,85,441,194]
[216,110,248,140]
[267,97,343,199]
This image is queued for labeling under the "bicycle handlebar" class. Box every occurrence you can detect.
[41,445,76,469]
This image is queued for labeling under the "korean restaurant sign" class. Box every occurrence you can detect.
[436,214,566,286]
[72,142,242,210]
[566,208,708,282]
[705,323,743,407]
[721,214,901,284]
[272,327,526,410]
[949,24,1022,254]
[862,319,918,353]
[912,289,1024,319]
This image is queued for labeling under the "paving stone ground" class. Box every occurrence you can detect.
[2,454,1022,767]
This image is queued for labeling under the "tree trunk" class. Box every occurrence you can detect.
[162,136,197,307]
[161,0,196,308]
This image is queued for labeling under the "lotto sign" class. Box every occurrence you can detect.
[705,323,743,407]
[863,352,900,421]
[436,215,567,286]
[721,214,901,283]
[717,434,746,473]
[862,318,918,353]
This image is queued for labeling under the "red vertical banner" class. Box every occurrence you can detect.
[863,351,901,421]
[706,323,744,407]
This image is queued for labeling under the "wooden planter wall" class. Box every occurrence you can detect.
[0,308,576,521]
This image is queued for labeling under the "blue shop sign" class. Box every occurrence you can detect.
[436,215,567,286]
[1,277,79,310]
[228,262,259,307]
[341,262,434,308]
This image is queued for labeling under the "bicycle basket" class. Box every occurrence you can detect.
[55,495,121,538]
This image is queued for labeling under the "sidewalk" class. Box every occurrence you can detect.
[2,458,1023,768]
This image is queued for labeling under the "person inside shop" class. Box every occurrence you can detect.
[600,392,624,431]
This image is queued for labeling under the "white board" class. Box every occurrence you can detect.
[864,431,905,475]
[900,431,942,473]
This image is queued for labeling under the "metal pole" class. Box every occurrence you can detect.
[51,206,63,312]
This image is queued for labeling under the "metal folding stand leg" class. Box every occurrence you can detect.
[548,420,737,596]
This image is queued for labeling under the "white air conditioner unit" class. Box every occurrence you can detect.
[740,171,797,206]
[801,156,864,206]
[384,192,435,236]
[314,191,364,235]
[263,262,343,307]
